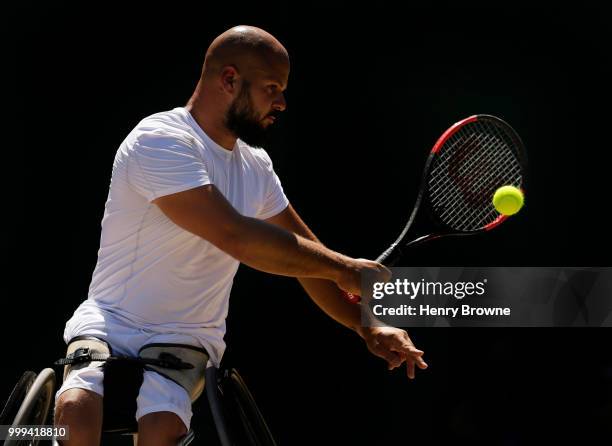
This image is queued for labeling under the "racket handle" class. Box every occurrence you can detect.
[342,291,361,304]
[376,244,404,266]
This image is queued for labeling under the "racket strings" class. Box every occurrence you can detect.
[434,127,520,228]
[433,123,522,229]
[440,130,517,225]
[428,120,523,231]
[446,147,521,229]
[430,129,499,208]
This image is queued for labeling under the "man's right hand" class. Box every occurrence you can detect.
[336,258,392,297]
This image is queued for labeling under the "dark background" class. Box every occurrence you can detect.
[6,2,612,445]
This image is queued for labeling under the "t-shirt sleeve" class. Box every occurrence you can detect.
[127,131,211,202]
[257,151,289,220]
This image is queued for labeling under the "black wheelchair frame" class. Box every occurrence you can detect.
[0,363,277,446]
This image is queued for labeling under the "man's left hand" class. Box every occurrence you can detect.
[358,326,428,379]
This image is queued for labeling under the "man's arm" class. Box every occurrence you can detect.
[265,204,429,379]
[152,184,388,295]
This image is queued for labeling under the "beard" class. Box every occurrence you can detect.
[225,81,272,148]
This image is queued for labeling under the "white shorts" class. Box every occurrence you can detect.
[54,305,206,430]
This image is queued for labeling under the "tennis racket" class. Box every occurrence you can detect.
[344,114,527,304]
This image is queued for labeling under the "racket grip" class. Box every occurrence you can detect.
[376,244,403,266]
[342,291,361,304]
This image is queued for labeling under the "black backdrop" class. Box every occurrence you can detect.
[7,2,612,445]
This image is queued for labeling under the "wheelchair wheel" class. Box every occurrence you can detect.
[221,368,277,446]
[4,368,56,446]
[0,371,37,426]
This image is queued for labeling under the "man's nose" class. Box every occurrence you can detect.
[273,93,287,112]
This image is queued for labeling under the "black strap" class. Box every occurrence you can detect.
[55,349,193,370]
[54,347,110,366]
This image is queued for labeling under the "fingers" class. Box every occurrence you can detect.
[416,355,428,369]
[406,357,416,379]
[402,347,428,368]
[404,349,428,371]
[392,355,428,379]
[372,343,403,370]
[380,347,426,376]
[385,352,404,371]
[366,327,429,379]
[391,337,425,361]
[390,342,428,379]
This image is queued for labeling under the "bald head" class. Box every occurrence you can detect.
[186,26,289,150]
[202,26,289,79]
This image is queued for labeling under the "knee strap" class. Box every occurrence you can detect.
[139,343,209,402]
[60,336,112,382]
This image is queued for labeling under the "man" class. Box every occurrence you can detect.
[54,25,428,445]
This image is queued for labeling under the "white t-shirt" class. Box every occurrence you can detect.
[65,107,289,364]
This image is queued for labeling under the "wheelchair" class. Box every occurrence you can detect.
[0,344,277,446]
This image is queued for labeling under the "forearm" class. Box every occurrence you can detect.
[224,215,351,282]
[298,277,384,336]
[298,277,361,331]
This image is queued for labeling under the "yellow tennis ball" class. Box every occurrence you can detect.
[493,185,524,216]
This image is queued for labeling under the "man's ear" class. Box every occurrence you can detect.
[220,65,239,94]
